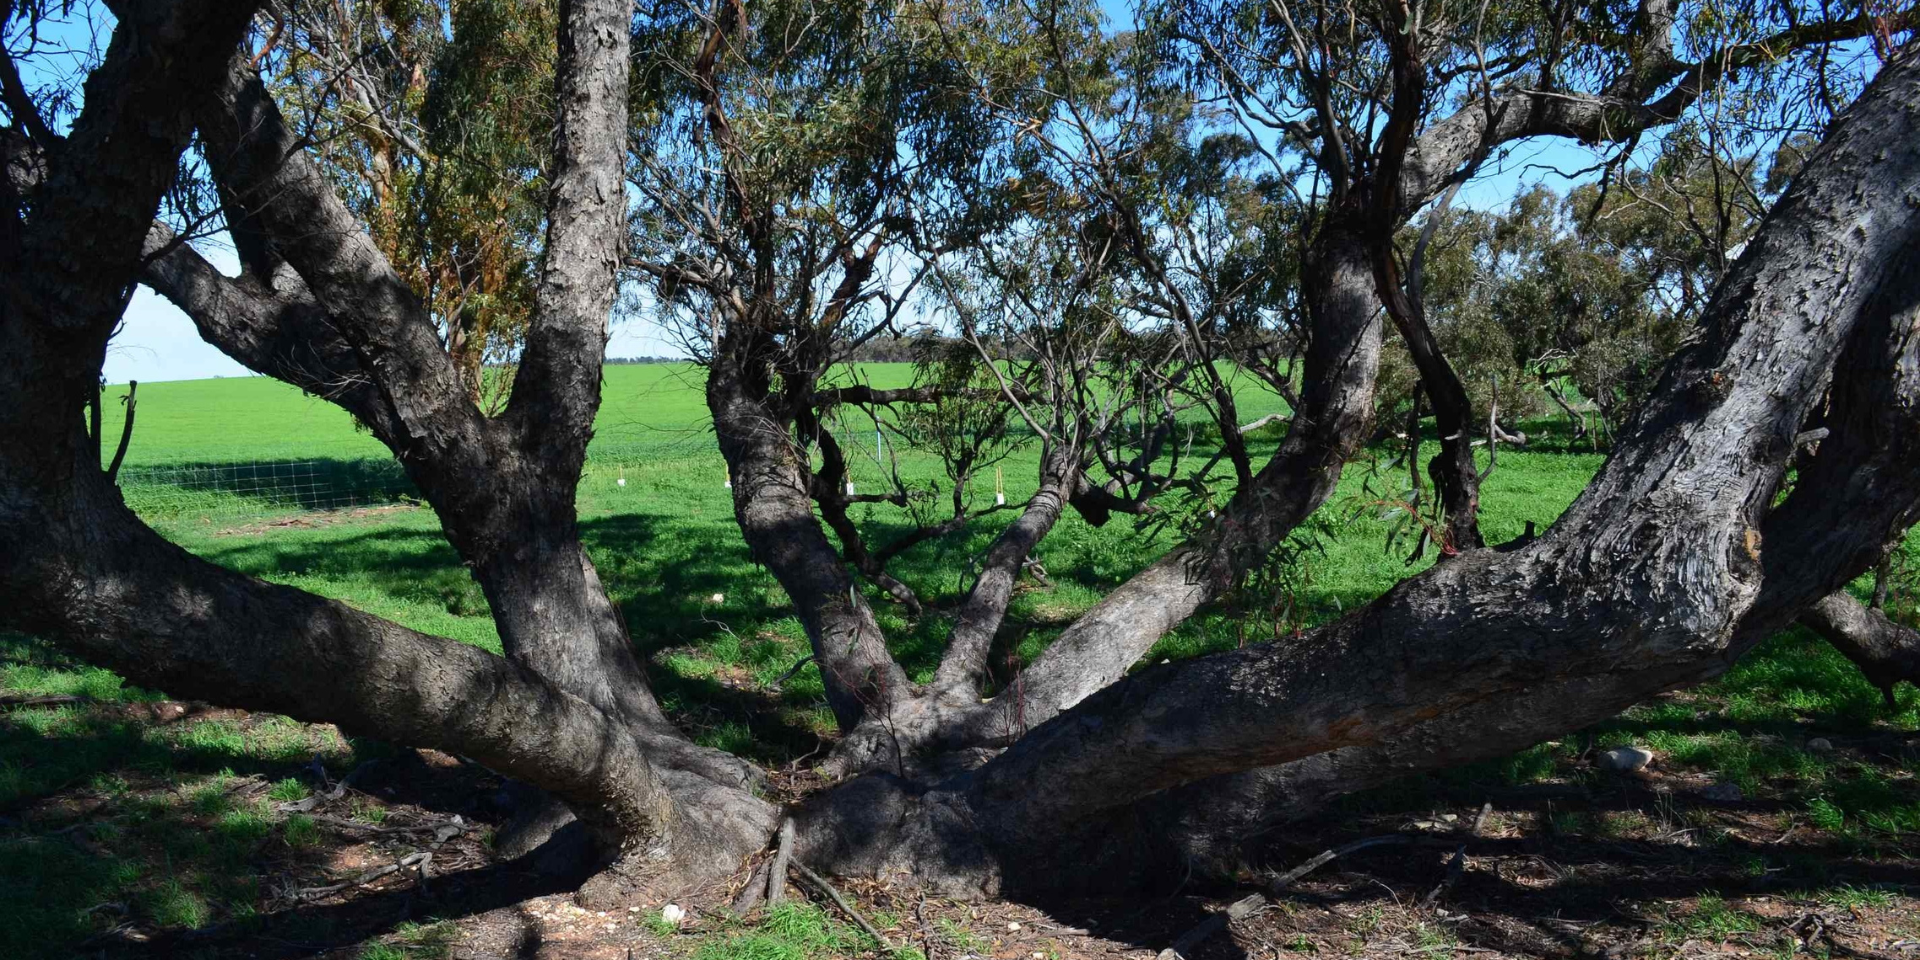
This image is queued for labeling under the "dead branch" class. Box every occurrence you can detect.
[286,851,431,900]
[1157,834,1416,960]
[1154,893,1267,960]
[1420,846,1467,908]
[730,860,771,917]
[792,862,894,951]
[0,693,90,707]
[274,759,379,813]
[105,380,137,484]
[766,818,796,907]
[1271,835,1413,890]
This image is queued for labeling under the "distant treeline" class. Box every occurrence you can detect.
[604,337,978,366]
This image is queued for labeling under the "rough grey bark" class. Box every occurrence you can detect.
[786,53,1920,893]
[1799,593,1920,706]
[972,52,1920,833]
[11,0,1920,915]
[707,362,914,732]
[7,0,773,900]
[1138,186,1920,877]
[6,469,685,864]
[1369,23,1486,553]
[166,5,747,781]
[1310,0,1905,556]
[1,0,715,865]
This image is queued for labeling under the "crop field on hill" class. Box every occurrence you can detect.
[5,366,1919,959]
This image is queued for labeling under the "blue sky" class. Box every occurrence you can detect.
[56,1,1606,384]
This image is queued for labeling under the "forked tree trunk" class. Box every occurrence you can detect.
[936,218,1385,746]
[816,217,1387,775]
[8,0,1920,916]
[784,55,1920,894]
[4,0,779,901]
[823,447,1082,775]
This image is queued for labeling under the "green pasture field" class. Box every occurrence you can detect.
[5,364,1918,958]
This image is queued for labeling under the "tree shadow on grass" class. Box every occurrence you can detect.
[0,689,562,960]
[107,859,574,960]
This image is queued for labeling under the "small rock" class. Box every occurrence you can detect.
[1441,813,1459,822]
[1700,782,1743,802]
[661,903,687,926]
[1599,746,1654,773]
[1007,921,1022,932]
[1807,737,1834,753]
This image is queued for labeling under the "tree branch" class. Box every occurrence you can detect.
[139,223,399,439]
[1399,12,1910,211]
[16,0,263,334]
[967,222,1384,741]
[505,0,633,467]
[967,58,1920,837]
[193,56,487,464]
[1799,592,1920,706]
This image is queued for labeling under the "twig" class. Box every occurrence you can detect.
[0,693,89,707]
[771,656,817,690]
[731,860,771,917]
[1155,893,1267,960]
[106,380,137,484]
[1270,835,1412,891]
[792,862,894,952]
[1421,846,1467,908]
[288,851,430,900]
[275,759,379,813]
[1238,412,1290,435]
[915,897,939,960]
[305,813,465,841]
[766,819,796,907]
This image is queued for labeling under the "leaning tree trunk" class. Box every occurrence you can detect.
[932,218,1386,748]
[5,0,781,905]
[706,355,913,731]
[783,52,1920,896]
[821,217,1387,776]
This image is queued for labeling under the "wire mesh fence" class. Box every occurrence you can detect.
[118,458,417,525]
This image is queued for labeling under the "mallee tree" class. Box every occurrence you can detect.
[3,0,1920,905]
